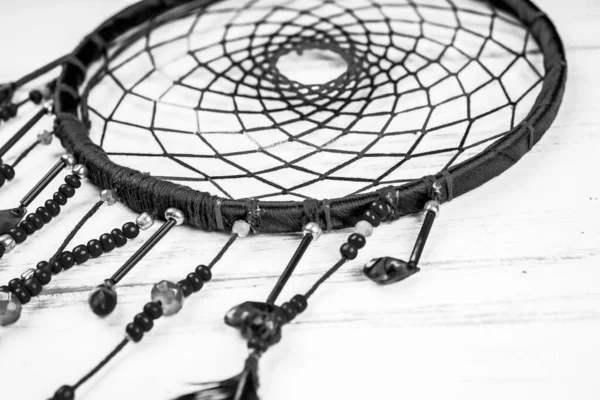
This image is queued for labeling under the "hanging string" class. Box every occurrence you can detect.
[11,141,40,168]
[51,224,246,400]
[13,54,71,89]
[304,259,347,299]
[48,200,104,265]
[72,338,129,391]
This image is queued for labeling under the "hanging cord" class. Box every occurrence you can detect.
[11,141,40,168]
[304,259,347,299]
[51,226,245,400]
[13,54,72,89]
[48,200,104,265]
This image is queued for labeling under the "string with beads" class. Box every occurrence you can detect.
[51,220,249,400]
[0,191,149,327]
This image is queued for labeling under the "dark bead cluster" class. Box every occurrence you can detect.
[3,221,139,306]
[125,265,213,343]
[177,264,212,298]
[339,200,389,260]
[0,174,81,259]
[0,163,15,189]
[125,301,163,343]
[278,294,308,325]
[0,102,17,122]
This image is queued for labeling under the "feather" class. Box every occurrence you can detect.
[173,356,260,400]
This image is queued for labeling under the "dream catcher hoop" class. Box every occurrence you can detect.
[0,0,566,399]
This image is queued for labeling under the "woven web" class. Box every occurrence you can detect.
[82,0,545,201]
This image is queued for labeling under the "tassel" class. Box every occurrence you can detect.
[175,353,260,400]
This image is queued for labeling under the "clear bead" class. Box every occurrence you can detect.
[0,234,16,252]
[151,280,184,316]
[37,130,53,145]
[0,287,22,326]
[100,190,118,206]
[232,220,251,238]
[136,212,154,230]
[73,164,88,179]
[355,221,373,237]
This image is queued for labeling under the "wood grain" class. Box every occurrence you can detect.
[0,1,599,400]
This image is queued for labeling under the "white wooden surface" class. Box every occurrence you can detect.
[0,1,599,399]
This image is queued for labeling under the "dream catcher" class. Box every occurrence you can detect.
[0,0,566,399]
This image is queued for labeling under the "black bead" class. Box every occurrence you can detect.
[187,273,203,292]
[134,313,154,332]
[8,226,27,244]
[73,245,90,264]
[20,220,36,235]
[290,294,308,313]
[99,233,116,252]
[87,239,103,258]
[64,174,81,188]
[178,280,193,297]
[51,260,62,274]
[126,322,144,342]
[13,286,31,304]
[0,164,15,180]
[8,278,22,291]
[26,213,44,229]
[0,108,10,121]
[362,209,381,227]
[89,283,118,316]
[34,267,52,285]
[280,302,297,322]
[36,206,52,223]
[340,243,358,260]
[53,191,67,205]
[122,222,139,239]
[29,90,43,104]
[370,200,390,220]
[143,302,163,319]
[53,385,75,400]
[37,261,50,270]
[58,184,75,198]
[348,233,366,249]
[58,251,75,271]
[111,229,127,247]
[24,277,43,296]
[195,265,212,282]
[7,103,17,118]
[45,199,61,216]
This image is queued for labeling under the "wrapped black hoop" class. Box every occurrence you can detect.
[51,0,566,234]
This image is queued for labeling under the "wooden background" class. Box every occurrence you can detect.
[0,1,599,399]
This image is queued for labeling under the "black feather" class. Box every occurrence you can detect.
[173,370,259,400]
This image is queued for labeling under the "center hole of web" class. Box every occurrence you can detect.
[276,48,348,85]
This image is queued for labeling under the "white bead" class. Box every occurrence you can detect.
[355,220,373,238]
[232,220,251,238]
[165,208,185,225]
[73,164,88,179]
[99,190,118,206]
[61,154,76,168]
[136,212,154,230]
[303,222,322,241]
[0,234,16,253]
[424,200,440,215]
[37,130,53,145]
